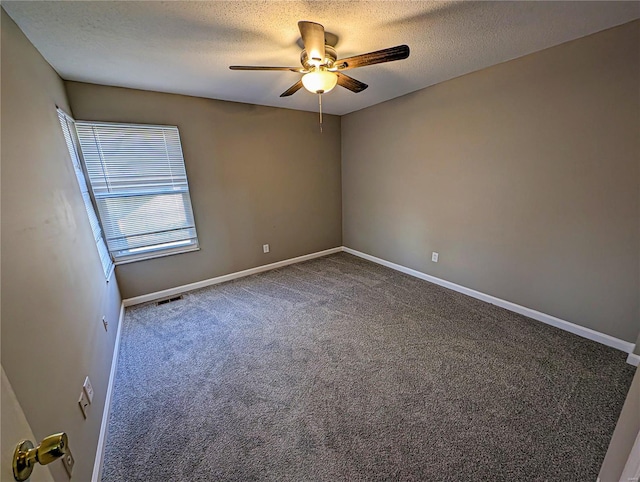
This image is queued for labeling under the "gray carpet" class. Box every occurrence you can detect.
[102,253,635,481]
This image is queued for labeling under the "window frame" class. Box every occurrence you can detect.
[57,108,115,279]
[72,119,200,265]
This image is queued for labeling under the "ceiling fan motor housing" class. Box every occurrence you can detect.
[301,45,337,70]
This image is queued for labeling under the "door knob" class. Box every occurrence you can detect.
[13,432,68,481]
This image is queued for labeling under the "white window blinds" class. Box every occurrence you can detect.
[74,121,198,262]
[57,110,113,277]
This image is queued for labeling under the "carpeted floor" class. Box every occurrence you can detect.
[102,253,635,481]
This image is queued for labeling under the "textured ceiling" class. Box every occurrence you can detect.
[3,1,639,115]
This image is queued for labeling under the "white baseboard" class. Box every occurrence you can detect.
[91,301,125,482]
[343,247,636,358]
[123,247,343,307]
[627,353,640,367]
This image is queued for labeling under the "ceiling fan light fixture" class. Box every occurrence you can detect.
[301,70,338,94]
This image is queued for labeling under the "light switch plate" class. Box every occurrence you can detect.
[62,447,75,478]
[78,390,90,419]
[83,376,94,404]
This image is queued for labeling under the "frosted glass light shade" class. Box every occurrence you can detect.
[302,70,338,94]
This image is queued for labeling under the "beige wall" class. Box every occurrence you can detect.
[342,21,640,343]
[65,82,342,299]
[1,10,122,482]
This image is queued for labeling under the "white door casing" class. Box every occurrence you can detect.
[620,430,640,482]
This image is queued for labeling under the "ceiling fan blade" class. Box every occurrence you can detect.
[230,66,303,72]
[298,21,326,64]
[334,45,410,70]
[280,80,304,97]
[336,72,368,93]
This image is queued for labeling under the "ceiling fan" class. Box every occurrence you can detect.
[230,20,410,101]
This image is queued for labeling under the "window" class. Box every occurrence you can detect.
[57,109,114,278]
[73,121,199,263]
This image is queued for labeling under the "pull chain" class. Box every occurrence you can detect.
[318,94,323,133]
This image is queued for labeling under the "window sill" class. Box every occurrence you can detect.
[114,245,200,265]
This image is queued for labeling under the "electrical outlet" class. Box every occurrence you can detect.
[102,316,108,331]
[83,376,94,404]
[78,390,90,419]
[62,447,75,478]
[432,252,439,262]
[263,244,270,253]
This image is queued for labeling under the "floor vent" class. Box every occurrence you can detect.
[157,295,183,306]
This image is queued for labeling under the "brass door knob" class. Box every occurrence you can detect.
[13,432,68,481]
